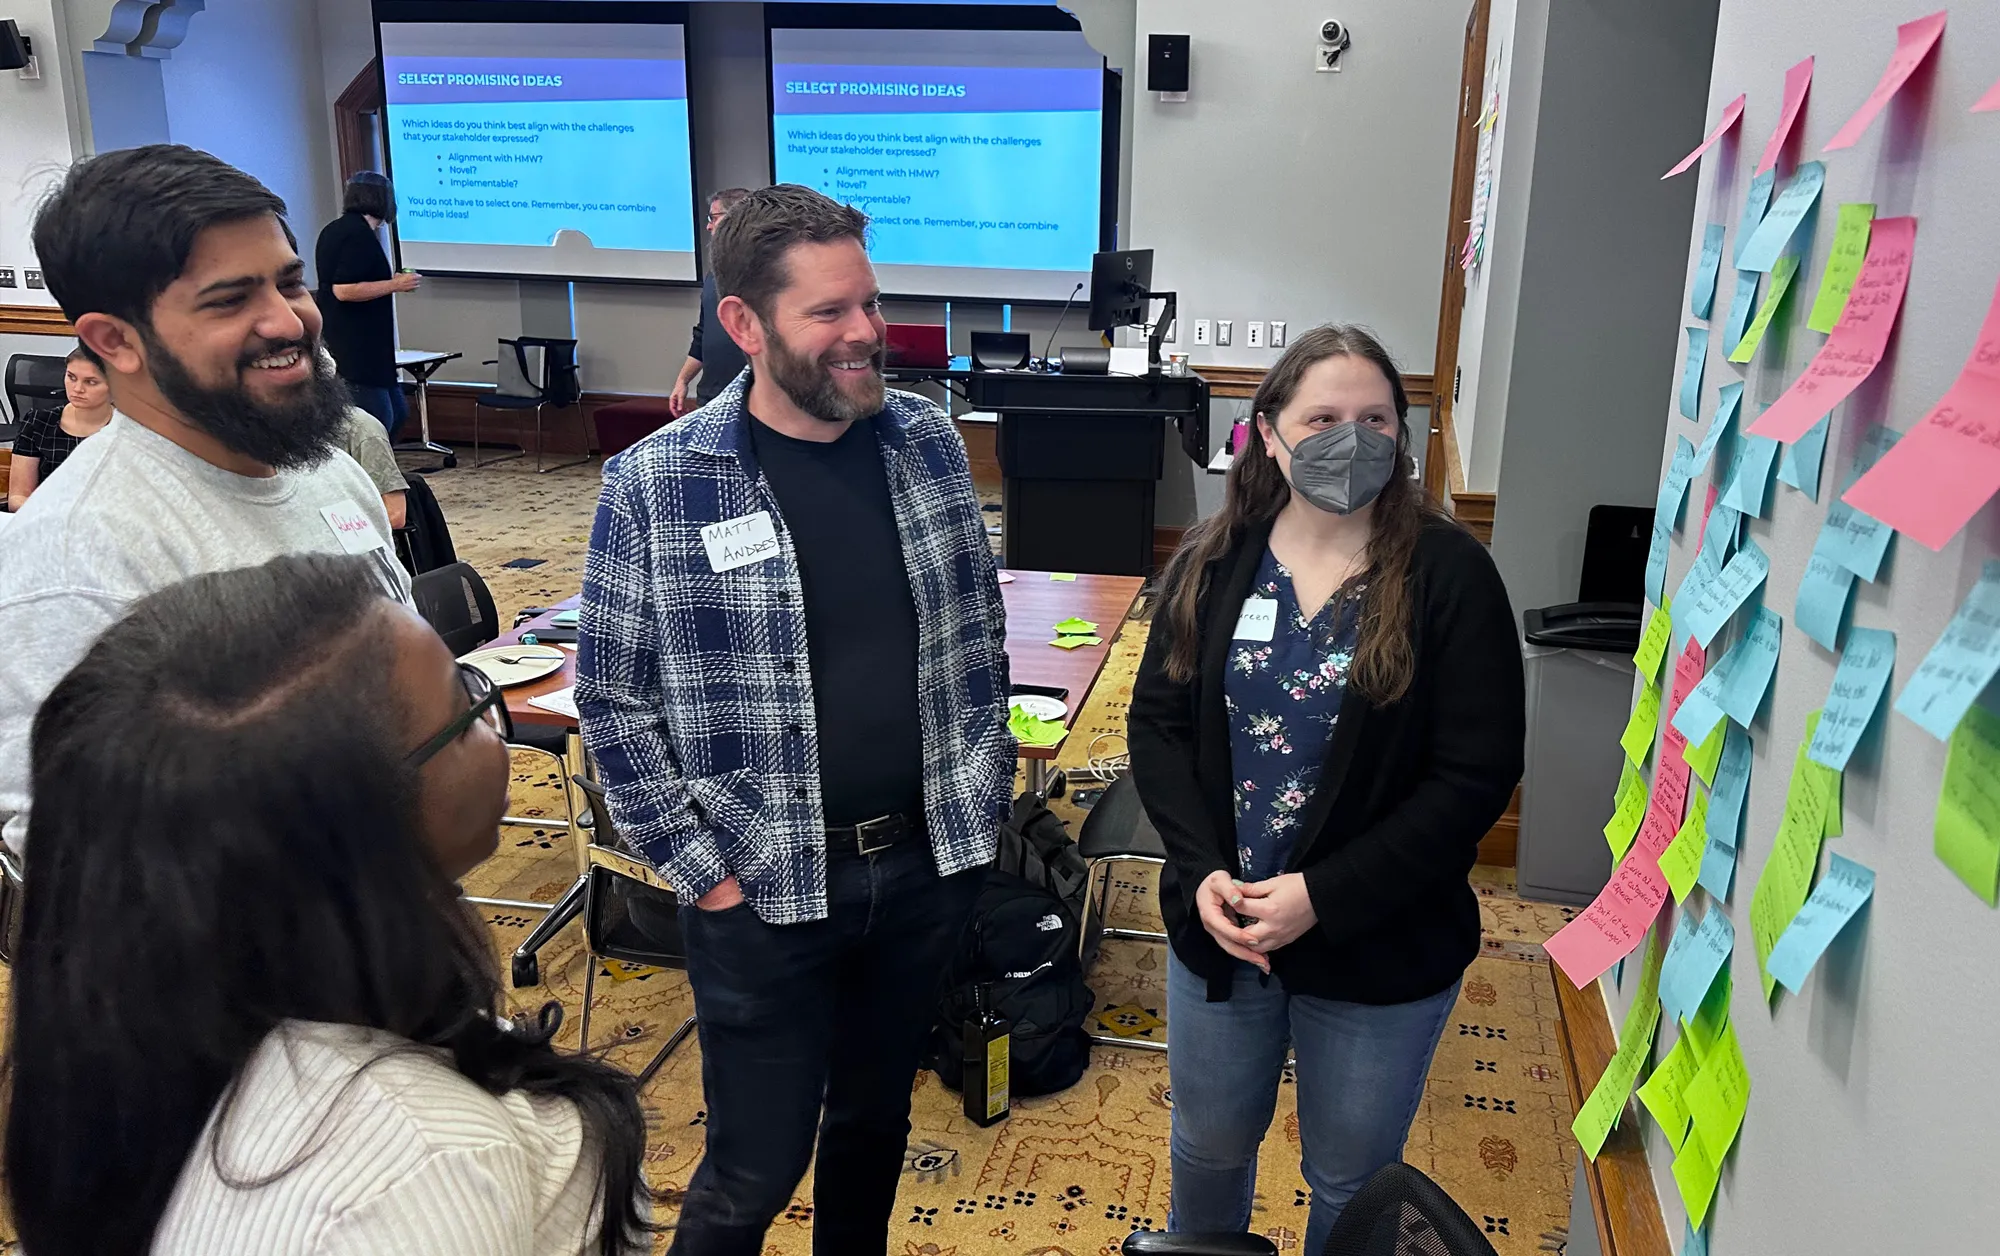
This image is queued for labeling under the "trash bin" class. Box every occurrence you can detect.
[1517,602,1643,905]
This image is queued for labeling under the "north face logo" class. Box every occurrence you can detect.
[1036,914,1063,933]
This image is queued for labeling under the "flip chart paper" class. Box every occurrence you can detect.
[1684,1020,1751,1165]
[1606,760,1649,861]
[1672,1134,1723,1230]
[1733,169,1777,268]
[1895,560,2000,741]
[1685,717,1727,785]
[1691,223,1726,320]
[1777,415,1831,501]
[1636,600,1675,682]
[1822,11,1948,152]
[1680,538,1769,648]
[1817,424,1903,582]
[1664,907,1736,1025]
[1736,163,1825,274]
[1707,725,1752,850]
[1806,203,1875,334]
[1718,433,1781,516]
[1658,436,1698,530]
[1807,627,1896,770]
[1937,701,2000,905]
[1727,254,1801,366]
[1796,550,1857,651]
[1750,216,1918,443]
[1721,271,1760,359]
[1661,790,1710,902]
[1694,383,1743,477]
[1663,93,1746,178]
[1638,1031,1703,1152]
[1620,680,1664,767]
[1678,329,1709,420]
[1545,853,1670,989]
[1767,852,1875,992]
[1757,55,1815,174]
[1842,274,2000,551]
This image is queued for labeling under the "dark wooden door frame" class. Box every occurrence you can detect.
[1425,0,1491,501]
[334,58,385,183]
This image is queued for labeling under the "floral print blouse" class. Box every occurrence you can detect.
[1224,548,1364,882]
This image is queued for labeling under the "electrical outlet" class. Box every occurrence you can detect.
[1216,319,1233,346]
[0,268,15,289]
[1246,321,1266,349]
[24,269,44,289]
[1270,320,1288,348]
[1193,319,1212,347]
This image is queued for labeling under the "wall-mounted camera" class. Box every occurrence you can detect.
[1316,19,1352,73]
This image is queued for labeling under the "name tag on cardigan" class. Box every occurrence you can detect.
[1233,597,1277,641]
[702,511,780,573]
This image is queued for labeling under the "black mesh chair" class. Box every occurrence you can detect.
[4,353,67,441]
[474,337,586,474]
[1075,773,1169,1051]
[567,775,697,1087]
[1122,1163,1500,1256]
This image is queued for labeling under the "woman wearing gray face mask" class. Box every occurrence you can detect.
[1127,325,1524,1251]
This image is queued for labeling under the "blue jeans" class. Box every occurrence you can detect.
[344,380,408,438]
[1166,951,1459,1254]
[669,838,984,1256]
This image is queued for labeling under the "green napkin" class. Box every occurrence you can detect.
[1008,707,1069,747]
[1050,572,1077,581]
[1053,617,1099,635]
[1050,635,1104,650]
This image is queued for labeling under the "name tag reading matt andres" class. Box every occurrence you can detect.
[1233,596,1278,642]
[702,511,780,573]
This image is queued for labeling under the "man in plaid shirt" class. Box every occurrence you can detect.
[577,184,1014,1255]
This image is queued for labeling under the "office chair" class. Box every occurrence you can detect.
[394,471,458,576]
[4,353,67,440]
[1122,1163,1501,1256]
[474,337,587,473]
[565,775,697,1086]
[1075,773,1169,1052]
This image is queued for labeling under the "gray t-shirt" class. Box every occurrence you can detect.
[338,406,407,499]
[0,413,409,851]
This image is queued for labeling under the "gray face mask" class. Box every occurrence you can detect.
[1271,419,1401,515]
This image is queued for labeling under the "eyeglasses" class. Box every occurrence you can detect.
[407,663,512,767]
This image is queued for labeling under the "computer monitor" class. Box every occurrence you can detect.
[1087,248,1154,331]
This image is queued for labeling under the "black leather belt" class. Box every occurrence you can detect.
[826,812,924,857]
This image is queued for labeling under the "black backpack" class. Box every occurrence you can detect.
[927,795,1095,1098]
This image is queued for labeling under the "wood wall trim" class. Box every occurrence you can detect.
[1552,965,1673,1256]
[334,58,384,186]
[1452,490,1495,544]
[1475,786,1519,868]
[1196,364,1435,407]
[0,306,74,337]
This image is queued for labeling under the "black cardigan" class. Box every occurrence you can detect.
[1128,515,1525,1005]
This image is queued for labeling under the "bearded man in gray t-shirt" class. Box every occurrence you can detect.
[0,145,411,853]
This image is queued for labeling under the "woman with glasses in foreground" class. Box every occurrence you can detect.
[5,553,654,1255]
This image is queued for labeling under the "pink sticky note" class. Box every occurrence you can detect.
[1823,11,1947,152]
[1758,56,1816,174]
[1843,275,2000,550]
[1662,94,1747,179]
[1660,639,1708,761]
[1546,854,1670,988]
[1975,76,2000,113]
[1749,216,1917,443]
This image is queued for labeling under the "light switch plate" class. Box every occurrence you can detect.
[24,269,43,289]
[1216,319,1233,346]
[0,268,15,289]
[1270,321,1288,348]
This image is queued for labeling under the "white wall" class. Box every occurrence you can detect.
[0,0,82,309]
[1599,2,2000,1250]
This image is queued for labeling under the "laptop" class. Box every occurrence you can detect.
[884,323,950,369]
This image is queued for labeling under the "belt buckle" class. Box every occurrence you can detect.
[854,815,901,856]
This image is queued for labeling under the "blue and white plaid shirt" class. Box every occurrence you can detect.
[576,372,1015,924]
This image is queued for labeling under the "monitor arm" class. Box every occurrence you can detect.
[1143,289,1177,369]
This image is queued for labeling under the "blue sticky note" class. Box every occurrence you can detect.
[1693,382,1743,478]
[1714,607,1783,726]
[1662,908,1735,1026]
[1691,223,1726,320]
[1686,1218,1711,1256]
[1657,908,1705,1024]
[1672,684,1727,746]
[1674,541,1722,625]
[1896,560,2000,742]
[1721,271,1760,358]
[1795,548,1857,652]
[1698,501,1740,574]
[1766,853,1875,993]
[1718,433,1780,518]
[1733,168,1777,267]
[1645,518,1673,610]
[1680,538,1769,648]
[1679,328,1709,421]
[1737,160,1827,273]
[1657,436,1698,531]
[1706,725,1752,849]
[1807,627,1896,770]
[1698,827,1739,900]
[1777,414,1831,501]
[1819,424,1903,582]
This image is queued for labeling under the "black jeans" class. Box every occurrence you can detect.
[667,838,983,1256]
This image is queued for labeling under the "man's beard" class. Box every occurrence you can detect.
[761,324,885,425]
[144,328,349,470]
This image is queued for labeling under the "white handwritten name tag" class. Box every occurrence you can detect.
[320,502,387,555]
[702,511,780,573]
[1234,597,1278,642]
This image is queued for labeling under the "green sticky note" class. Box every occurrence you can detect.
[1682,969,1732,1061]
[1806,203,1876,334]
[1751,713,1832,999]
[1635,600,1674,683]
[1661,790,1710,903]
[1050,572,1078,582]
[1817,759,1843,839]
[1937,702,2000,905]
[1572,1031,1654,1162]
[1684,1019,1751,1165]
[1672,1132,1723,1230]
[1620,681,1664,768]
[1619,924,1667,1057]
[1007,707,1069,747]
[1605,761,1649,861]
[1637,1032,1703,1152]
[1050,634,1103,650]
[1053,617,1099,635]
[1686,718,1727,786]
[1726,252,1801,364]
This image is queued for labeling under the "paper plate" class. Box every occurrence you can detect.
[1009,694,1068,721]
[461,644,567,687]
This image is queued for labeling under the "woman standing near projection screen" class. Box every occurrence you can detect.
[317,173,420,437]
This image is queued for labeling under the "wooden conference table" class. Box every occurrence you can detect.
[495,570,1144,792]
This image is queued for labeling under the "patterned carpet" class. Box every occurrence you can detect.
[0,454,1581,1254]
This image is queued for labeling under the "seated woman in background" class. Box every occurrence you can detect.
[5,553,655,1256]
[1129,325,1524,1253]
[7,346,112,510]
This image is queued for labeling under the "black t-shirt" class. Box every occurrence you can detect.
[314,212,397,387]
[748,410,923,826]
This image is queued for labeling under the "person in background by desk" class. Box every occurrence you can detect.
[578,183,1013,1256]
[668,187,751,417]
[337,404,408,530]
[1129,325,1524,1254]
[316,172,419,435]
[6,345,112,510]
